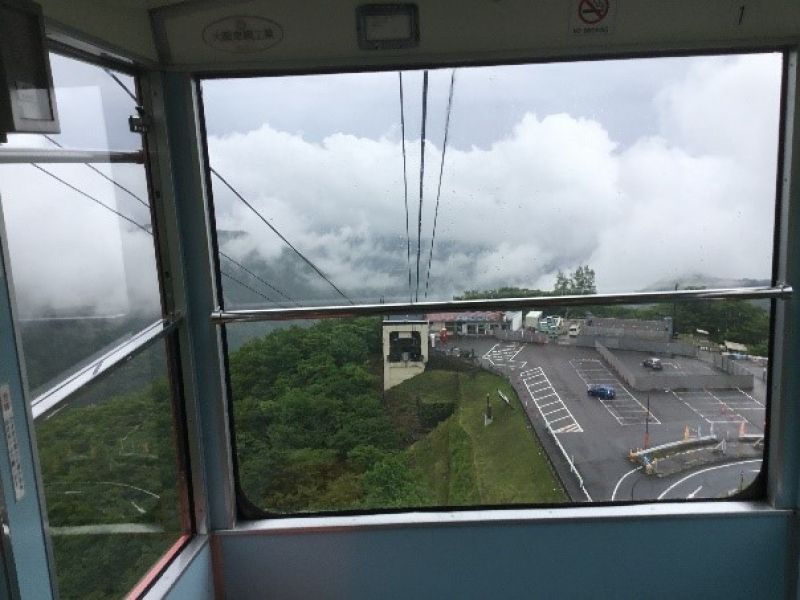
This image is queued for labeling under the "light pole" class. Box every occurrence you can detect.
[644,391,650,450]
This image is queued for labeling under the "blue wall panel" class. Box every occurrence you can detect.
[218,514,789,599]
[158,541,215,600]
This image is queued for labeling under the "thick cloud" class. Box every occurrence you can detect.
[0,58,159,320]
[1,159,159,319]
[208,53,781,303]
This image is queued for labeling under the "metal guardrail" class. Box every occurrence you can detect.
[211,285,792,324]
[546,422,593,502]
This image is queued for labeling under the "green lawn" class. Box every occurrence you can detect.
[403,370,567,505]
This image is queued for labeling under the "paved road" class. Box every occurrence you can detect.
[443,336,766,503]
[611,459,762,501]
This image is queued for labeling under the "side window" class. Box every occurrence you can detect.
[0,54,190,599]
[201,53,783,515]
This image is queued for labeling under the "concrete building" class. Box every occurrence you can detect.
[427,311,503,336]
[524,310,543,328]
[505,311,524,332]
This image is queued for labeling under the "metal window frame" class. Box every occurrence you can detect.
[197,47,796,520]
[0,39,201,598]
[142,68,236,536]
[138,67,219,537]
[767,50,800,510]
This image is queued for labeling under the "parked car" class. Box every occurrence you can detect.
[587,384,616,399]
[643,357,663,370]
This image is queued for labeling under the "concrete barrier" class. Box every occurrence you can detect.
[629,436,719,462]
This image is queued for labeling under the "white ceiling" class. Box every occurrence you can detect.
[38,0,800,72]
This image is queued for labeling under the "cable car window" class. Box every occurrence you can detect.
[0,53,191,598]
[201,52,782,514]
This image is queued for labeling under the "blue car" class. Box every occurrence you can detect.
[587,384,616,399]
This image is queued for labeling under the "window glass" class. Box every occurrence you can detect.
[203,53,780,513]
[36,341,186,599]
[0,158,160,395]
[203,54,781,308]
[227,298,769,513]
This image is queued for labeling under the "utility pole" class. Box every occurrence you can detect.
[672,282,679,338]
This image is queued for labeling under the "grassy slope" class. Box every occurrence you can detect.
[403,370,567,505]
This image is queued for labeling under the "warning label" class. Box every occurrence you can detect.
[570,0,617,35]
[0,385,24,501]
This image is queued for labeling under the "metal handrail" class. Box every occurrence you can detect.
[210,285,792,324]
[30,316,180,420]
[0,148,144,164]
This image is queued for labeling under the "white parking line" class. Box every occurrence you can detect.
[522,366,583,434]
[482,343,527,370]
[549,415,571,424]
[736,387,765,407]
[556,424,582,433]
[569,358,660,426]
[673,389,761,426]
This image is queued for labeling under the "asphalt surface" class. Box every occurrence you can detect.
[614,349,719,375]
[442,335,766,503]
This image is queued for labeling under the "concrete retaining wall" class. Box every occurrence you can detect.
[494,329,549,344]
[595,342,637,388]
[576,335,697,357]
[713,353,753,376]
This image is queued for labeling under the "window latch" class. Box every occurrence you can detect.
[128,107,150,133]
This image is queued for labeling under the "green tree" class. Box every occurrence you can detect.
[362,454,424,507]
[572,265,596,295]
[554,270,572,295]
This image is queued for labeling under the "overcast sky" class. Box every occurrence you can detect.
[204,52,782,306]
[0,51,783,317]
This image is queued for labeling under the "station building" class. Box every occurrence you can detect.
[382,315,429,391]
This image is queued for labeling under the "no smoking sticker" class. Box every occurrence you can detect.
[570,0,617,35]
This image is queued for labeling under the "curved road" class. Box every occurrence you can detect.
[612,459,762,502]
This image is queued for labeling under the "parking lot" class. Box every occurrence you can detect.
[569,358,660,426]
[613,349,718,375]
[673,388,765,432]
[447,337,766,502]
